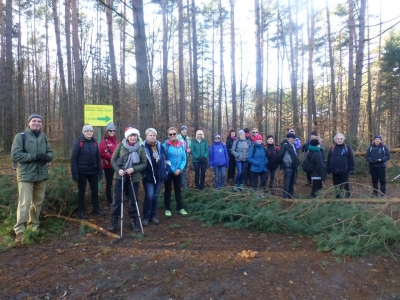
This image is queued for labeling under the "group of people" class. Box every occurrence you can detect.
[11,114,391,240]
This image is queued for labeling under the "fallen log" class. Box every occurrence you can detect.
[44,214,120,239]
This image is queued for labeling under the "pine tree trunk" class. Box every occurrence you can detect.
[178,0,185,124]
[229,0,237,130]
[161,0,169,133]
[254,0,263,132]
[191,0,199,131]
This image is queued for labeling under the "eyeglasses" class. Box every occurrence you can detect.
[108,130,115,132]
[215,137,221,139]
[252,131,258,133]
[169,133,177,136]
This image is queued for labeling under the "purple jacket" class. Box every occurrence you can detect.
[209,142,229,168]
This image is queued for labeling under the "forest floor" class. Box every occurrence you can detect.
[1,160,400,299]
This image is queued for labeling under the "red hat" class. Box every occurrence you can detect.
[255,134,263,141]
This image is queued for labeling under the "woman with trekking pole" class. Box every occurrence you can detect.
[108,128,147,233]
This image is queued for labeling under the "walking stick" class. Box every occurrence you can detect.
[129,176,144,235]
[120,176,124,238]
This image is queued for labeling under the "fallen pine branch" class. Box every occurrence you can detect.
[44,214,120,239]
[276,198,400,204]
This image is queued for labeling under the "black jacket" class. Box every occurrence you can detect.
[326,143,355,174]
[307,149,327,180]
[365,143,390,168]
[265,144,280,170]
[71,135,102,177]
[278,142,298,169]
[226,137,236,156]
[142,141,170,184]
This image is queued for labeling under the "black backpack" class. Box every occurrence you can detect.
[301,153,314,173]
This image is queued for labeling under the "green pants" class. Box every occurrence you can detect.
[14,181,47,234]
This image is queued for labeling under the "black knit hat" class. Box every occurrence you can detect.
[310,139,319,146]
[310,131,318,136]
[286,133,296,139]
[244,128,250,133]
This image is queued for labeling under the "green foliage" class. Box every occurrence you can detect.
[184,189,400,256]
[79,224,93,235]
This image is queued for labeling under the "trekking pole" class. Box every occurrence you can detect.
[129,176,144,235]
[393,174,400,181]
[120,175,124,238]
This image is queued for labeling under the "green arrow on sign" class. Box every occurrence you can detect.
[97,115,111,123]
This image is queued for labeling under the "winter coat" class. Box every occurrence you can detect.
[281,138,301,154]
[142,140,170,184]
[265,144,280,170]
[365,143,390,168]
[191,138,209,163]
[247,143,268,173]
[177,134,192,151]
[302,139,326,161]
[11,129,54,182]
[226,137,236,156]
[231,138,252,162]
[209,142,229,168]
[99,135,119,169]
[278,141,298,169]
[163,140,187,173]
[307,146,327,181]
[111,142,147,182]
[71,135,102,179]
[326,143,355,175]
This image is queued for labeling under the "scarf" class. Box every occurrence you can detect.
[123,140,141,169]
[146,140,160,163]
[308,145,321,152]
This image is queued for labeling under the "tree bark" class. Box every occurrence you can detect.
[229,0,237,130]
[254,0,263,132]
[161,0,169,133]
[191,0,200,131]
[178,0,185,124]
[347,0,355,134]
[306,0,315,134]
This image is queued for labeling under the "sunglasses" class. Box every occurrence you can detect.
[108,130,115,132]
[169,133,177,136]
[215,137,221,139]
[252,131,258,133]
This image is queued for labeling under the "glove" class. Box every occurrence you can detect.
[40,155,51,165]
[198,157,206,162]
[72,175,79,182]
[36,153,46,161]
[349,170,355,175]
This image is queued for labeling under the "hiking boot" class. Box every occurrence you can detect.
[14,233,23,244]
[233,184,239,192]
[165,210,172,217]
[150,217,160,225]
[79,210,88,219]
[108,217,117,232]
[142,218,149,226]
[178,208,188,216]
[131,219,140,232]
[92,208,106,216]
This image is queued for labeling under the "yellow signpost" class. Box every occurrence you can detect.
[84,105,113,126]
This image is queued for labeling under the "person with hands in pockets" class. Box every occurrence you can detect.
[247,134,269,191]
[191,130,209,190]
[231,130,252,191]
[71,124,106,219]
[209,133,229,189]
[277,132,299,199]
[11,113,54,243]
[365,134,390,196]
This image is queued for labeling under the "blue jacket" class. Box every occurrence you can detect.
[163,140,187,174]
[209,142,229,168]
[247,143,268,173]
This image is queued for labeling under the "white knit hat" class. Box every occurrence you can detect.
[125,128,140,139]
[196,130,204,136]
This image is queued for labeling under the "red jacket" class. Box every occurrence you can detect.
[99,135,119,169]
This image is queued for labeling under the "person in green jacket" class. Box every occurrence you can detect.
[108,128,147,233]
[191,130,209,190]
[11,114,54,243]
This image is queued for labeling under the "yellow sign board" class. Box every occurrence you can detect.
[84,105,113,126]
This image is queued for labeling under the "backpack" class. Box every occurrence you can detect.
[330,144,348,155]
[12,132,27,169]
[301,153,314,173]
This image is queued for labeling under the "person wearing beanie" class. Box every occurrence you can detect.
[226,129,237,182]
[190,130,209,190]
[177,125,192,189]
[304,138,327,198]
[365,134,390,196]
[265,135,280,190]
[278,132,299,199]
[209,133,229,189]
[250,128,262,142]
[247,134,269,191]
[231,129,252,191]
[163,127,188,217]
[71,125,106,219]
[302,130,323,186]
[11,114,54,243]
[108,126,147,233]
[326,133,355,199]
[100,122,119,205]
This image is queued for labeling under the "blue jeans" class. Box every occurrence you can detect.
[142,180,163,219]
[235,161,247,185]
[193,161,207,189]
[213,166,226,188]
[283,168,296,198]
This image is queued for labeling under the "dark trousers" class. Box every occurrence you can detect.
[143,180,163,219]
[283,168,296,198]
[251,170,268,190]
[369,166,386,194]
[110,178,139,218]
[244,163,252,186]
[267,168,277,188]
[310,179,322,198]
[332,173,350,198]
[77,173,100,212]
[103,168,115,204]
[227,154,236,180]
[306,172,312,184]
[164,173,183,211]
[193,162,207,189]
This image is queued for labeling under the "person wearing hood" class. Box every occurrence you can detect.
[265,135,280,189]
[108,128,147,232]
[226,129,237,182]
[99,122,119,205]
[247,134,269,191]
[365,134,390,196]
[71,125,106,219]
[306,139,327,198]
[209,133,229,188]
[231,130,252,191]
[191,130,209,190]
